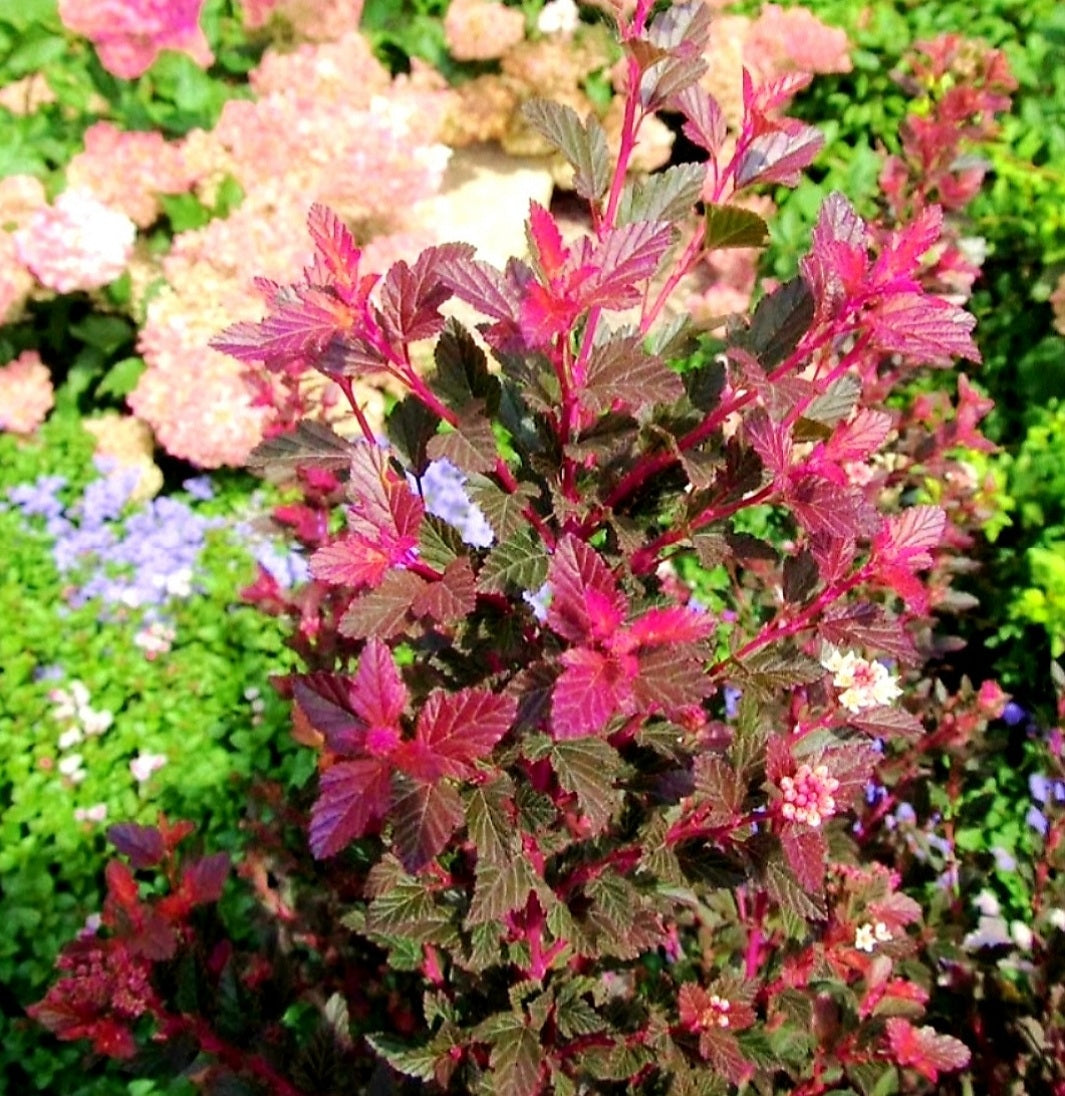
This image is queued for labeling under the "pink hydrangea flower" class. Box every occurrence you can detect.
[15,189,136,294]
[66,123,194,227]
[743,4,852,82]
[0,350,54,434]
[58,0,213,79]
[444,0,526,61]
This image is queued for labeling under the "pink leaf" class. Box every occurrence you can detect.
[527,202,569,279]
[886,1019,971,1083]
[675,84,726,156]
[745,409,792,483]
[623,606,713,649]
[824,408,894,463]
[585,221,674,307]
[553,648,635,738]
[309,536,394,589]
[875,506,946,569]
[305,204,372,303]
[546,534,627,645]
[401,689,517,780]
[351,637,409,731]
[310,758,393,858]
[868,291,979,364]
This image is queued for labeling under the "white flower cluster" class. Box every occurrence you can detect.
[50,681,114,762]
[820,644,902,713]
[854,920,893,952]
[537,0,579,36]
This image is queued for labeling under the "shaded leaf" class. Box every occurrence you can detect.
[522,99,610,202]
[783,549,819,604]
[582,334,683,414]
[740,276,814,369]
[310,758,392,858]
[705,204,770,250]
[619,162,705,225]
[391,779,465,872]
[426,404,498,474]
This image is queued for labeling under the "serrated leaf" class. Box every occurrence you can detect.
[338,570,424,639]
[366,876,453,942]
[466,778,517,864]
[522,99,610,202]
[366,1034,440,1083]
[554,991,604,1039]
[391,779,465,872]
[310,758,392,858]
[582,333,683,415]
[764,858,826,923]
[586,870,637,934]
[633,646,713,715]
[426,404,498,474]
[551,738,623,832]
[246,420,353,474]
[486,1019,544,1096]
[468,477,538,543]
[579,1042,656,1082]
[477,527,550,594]
[704,204,770,250]
[848,706,924,741]
[467,857,539,925]
[619,162,705,225]
[418,515,465,571]
[411,557,477,624]
[733,646,825,699]
[805,374,862,427]
[387,394,439,469]
[432,317,495,409]
[691,755,743,824]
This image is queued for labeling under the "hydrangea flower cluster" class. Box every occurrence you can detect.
[65,122,195,228]
[57,0,213,79]
[821,643,903,713]
[14,189,136,294]
[0,174,49,322]
[0,350,54,434]
[444,0,527,62]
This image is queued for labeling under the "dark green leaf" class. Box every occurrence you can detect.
[467,477,539,543]
[704,204,770,250]
[740,277,814,369]
[782,549,819,604]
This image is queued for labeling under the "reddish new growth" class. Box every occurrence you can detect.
[29,937,157,1059]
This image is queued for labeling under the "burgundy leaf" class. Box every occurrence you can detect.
[632,646,713,716]
[391,779,465,873]
[849,706,924,742]
[107,823,165,869]
[674,83,726,156]
[310,758,393,858]
[745,409,792,483]
[436,254,519,323]
[411,557,477,623]
[376,244,474,346]
[819,603,919,664]
[338,570,425,640]
[182,853,230,906]
[581,334,683,414]
[781,826,827,891]
[788,475,878,541]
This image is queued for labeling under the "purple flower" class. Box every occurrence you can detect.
[182,475,214,501]
[413,459,495,548]
[1027,804,1049,836]
[723,685,742,719]
[7,475,68,519]
[523,582,552,622]
[1002,701,1027,726]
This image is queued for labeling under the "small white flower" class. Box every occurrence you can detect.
[130,751,167,783]
[58,727,84,750]
[1010,920,1033,951]
[538,0,580,36]
[74,802,108,823]
[82,708,113,736]
[854,923,877,952]
[1048,908,1065,931]
[821,644,901,713]
[59,753,86,782]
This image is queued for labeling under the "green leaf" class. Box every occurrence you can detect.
[466,856,539,925]
[764,858,826,926]
[521,99,610,202]
[732,645,824,699]
[465,777,518,865]
[486,1018,543,1096]
[365,1033,440,1082]
[94,356,146,400]
[585,870,637,934]
[705,204,770,250]
[550,738,623,833]
[467,477,539,543]
[417,515,465,571]
[804,374,862,427]
[618,162,705,225]
[426,404,498,474]
[476,527,549,594]
[366,876,453,942]
[158,191,214,232]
